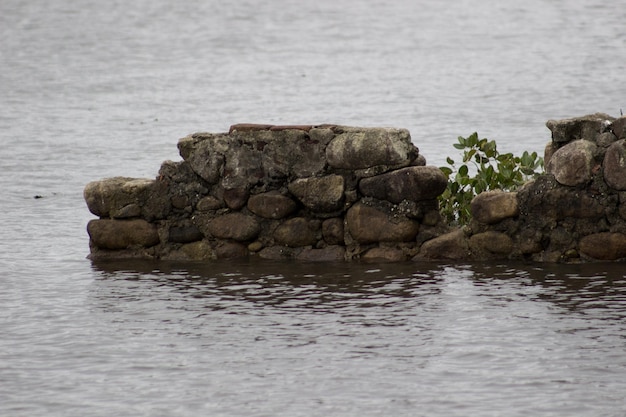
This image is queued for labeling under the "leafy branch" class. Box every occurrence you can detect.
[438,132,544,225]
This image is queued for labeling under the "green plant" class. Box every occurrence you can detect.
[438,132,544,225]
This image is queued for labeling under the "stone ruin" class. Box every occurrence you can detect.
[84,113,626,263]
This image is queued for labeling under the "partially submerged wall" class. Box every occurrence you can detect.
[85,124,449,262]
[84,114,626,263]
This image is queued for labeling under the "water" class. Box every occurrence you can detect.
[1,0,625,415]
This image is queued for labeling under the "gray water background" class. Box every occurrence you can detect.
[1,0,625,415]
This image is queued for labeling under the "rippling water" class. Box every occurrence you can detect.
[1,0,625,415]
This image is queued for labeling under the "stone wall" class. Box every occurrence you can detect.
[84,114,626,263]
[420,113,626,262]
[85,124,449,262]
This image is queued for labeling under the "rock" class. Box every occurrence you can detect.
[168,225,203,243]
[603,140,626,190]
[84,177,151,218]
[469,231,513,260]
[288,175,345,213]
[223,188,249,210]
[215,241,248,259]
[87,219,159,250]
[546,139,597,186]
[362,247,407,262]
[325,127,418,170]
[322,218,345,245]
[546,113,614,144]
[297,246,346,262]
[471,191,519,224]
[346,202,419,243]
[580,232,626,260]
[273,217,320,247]
[258,245,302,260]
[206,213,260,241]
[414,229,470,261]
[358,166,447,203]
[247,191,297,219]
[178,133,229,184]
[196,195,223,211]
[180,241,216,260]
[609,116,626,140]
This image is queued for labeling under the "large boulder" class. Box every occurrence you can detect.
[414,229,469,260]
[469,231,513,260]
[325,127,418,170]
[247,191,297,219]
[87,219,159,250]
[83,177,170,220]
[358,166,447,203]
[579,232,626,260]
[471,191,519,224]
[204,213,260,241]
[346,202,419,243]
[545,139,597,186]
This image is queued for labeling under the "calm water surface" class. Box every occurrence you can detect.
[1,0,625,416]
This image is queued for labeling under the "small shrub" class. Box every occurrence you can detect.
[438,132,544,225]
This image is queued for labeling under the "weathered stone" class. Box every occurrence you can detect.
[207,213,260,241]
[322,218,344,245]
[325,127,418,170]
[247,191,297,219]
[362,247,407,262]
[168,225,203,243]
[609,116,626,140]
[178,133,229,184]
[84,177,152,218]
[215,241,248,259]
[603,140,626,190]
[469,231,513,260]
[358,166,447,204]
[546,113,614,144]
[273,217,319,247]
[346,202,419,243]
[414,229,470,260]
[87,219,159,250]
[471,191,519,224]
[546,140,597,186]
[247,241,264,252]
[180,241,215,260]
[297,246,346,262]
[288,175,345,212]
[112,203,142,219]
[223,188,249,210]
[580,232,626,260]
[258,245,302,260]
[196,195,223,211]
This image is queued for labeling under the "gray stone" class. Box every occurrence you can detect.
[546,113,614,144]
[325,127,418,170]
[84,177,152,218]
[247,191,297,219]
[346,202,419,243]
[223,188,249,210]
[603,140,626,190]
[196,195,223,211]
[471,191,519,224]
[358,166,447,203]
[87,219,159,250]
[215,241,248,259]
[288,175,345,213]
[546,139,597,186]
[609,116,626,140]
